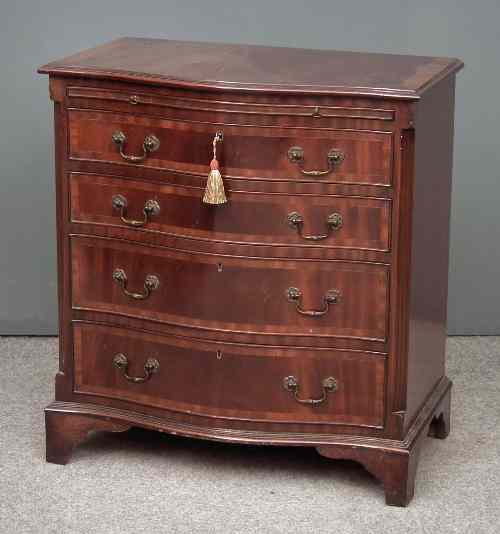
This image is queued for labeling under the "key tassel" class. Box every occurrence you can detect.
[203,132,227,205]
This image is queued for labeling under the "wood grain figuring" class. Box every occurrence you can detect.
[70,173,392,252]
[39,39,462,506]
[71,236,389,341]
[39,37,463,98]
[45,377,451,503]
[47,375,450,449]
[66,166,394,201]
[51,77,412,123]
[67,86,396,124]
[71,312,389,354]
[73,323,386,427]
[68,109,393,186]
[67,86,398,119]
[61,78,413,135]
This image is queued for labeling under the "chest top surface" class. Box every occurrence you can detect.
[38,37,462,99]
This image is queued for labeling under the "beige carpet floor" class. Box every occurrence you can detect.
[0,336,499,534]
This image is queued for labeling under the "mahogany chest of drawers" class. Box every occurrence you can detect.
[39,38,463,506]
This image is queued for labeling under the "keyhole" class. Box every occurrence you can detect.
[216,350,223,360]
[217,263,223,273]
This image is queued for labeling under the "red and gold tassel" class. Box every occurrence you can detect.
[203,132,226,205]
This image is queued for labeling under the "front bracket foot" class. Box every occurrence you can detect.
[45,406,130,465]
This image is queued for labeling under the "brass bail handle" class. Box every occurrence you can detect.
[112,268,160,300]
[286,287,340,317]
[283,375,338,405]
[112,194,161,228]
[287,211,343,241]
[287,146,345,176]
[112,130,160,162]
[113,353,160,383]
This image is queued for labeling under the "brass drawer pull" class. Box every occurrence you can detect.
[112,130,160,162]
[112,194,160,227]
[112,268,160,300]
[286,287,340,316]
[113,353,160,383]
[288,211,343,241]
[283,375,338,405]
[288,146,344,176]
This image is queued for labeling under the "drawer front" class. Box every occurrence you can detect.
[68,109,393,186]
[73,323,387,427]
[70,173,391,251]
[68,85,397,124]
[71,237,389,341]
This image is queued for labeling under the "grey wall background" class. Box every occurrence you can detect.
[1,0,499,335]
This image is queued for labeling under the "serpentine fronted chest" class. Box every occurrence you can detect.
[39,38,463,506]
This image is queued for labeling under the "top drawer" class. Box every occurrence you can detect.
[67,109,393,186]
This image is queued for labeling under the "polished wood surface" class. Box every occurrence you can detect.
[317,378,451,506]
[45,376,451,502]
[39,37,463,98]
[40,40,462,506]
[73,323,386,426]
[66,85,398,123]
[68,109,393,186]
[70,172,392,252]
[45,410,130,465]
[71,236,389,341]
[404,77,457,429]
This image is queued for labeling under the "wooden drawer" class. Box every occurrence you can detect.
[71,236,389,342]
[70,173,392,252]
[67,85,397,125]
[68,109,393,186]
[73,323,387,427]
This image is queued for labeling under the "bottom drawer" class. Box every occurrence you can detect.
[73,323,386,428]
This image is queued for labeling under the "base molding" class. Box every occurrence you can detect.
[45,377,451,506]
